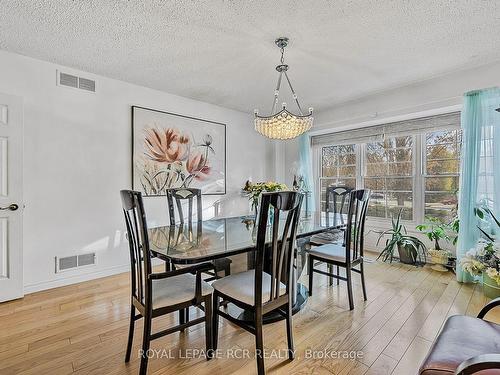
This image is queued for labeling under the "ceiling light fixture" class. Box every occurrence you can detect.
[254,37,313,140]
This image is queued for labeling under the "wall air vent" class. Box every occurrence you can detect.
[57,70,96,93]
[59,72,78,88]
[55,252,96,273]
[78,77,96,92]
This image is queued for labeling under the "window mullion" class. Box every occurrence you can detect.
[414,134,424,225]
[358,144,364,190]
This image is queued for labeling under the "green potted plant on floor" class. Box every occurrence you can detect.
[460,205,500,298]
[416,217,452,271]
[376,209,427,265]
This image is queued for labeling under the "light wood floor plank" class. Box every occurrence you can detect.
[1,258,499,375]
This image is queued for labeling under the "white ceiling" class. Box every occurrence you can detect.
[1,1,500,114]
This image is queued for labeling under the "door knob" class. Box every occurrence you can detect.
[0,204,19,211]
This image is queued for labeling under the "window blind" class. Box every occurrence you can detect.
[311,112,460,146]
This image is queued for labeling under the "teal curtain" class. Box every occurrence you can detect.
[457,87,500,282]
[298,133,315,212]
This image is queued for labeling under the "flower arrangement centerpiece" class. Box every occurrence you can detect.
[242,180,288,217]
[460,204,500,298]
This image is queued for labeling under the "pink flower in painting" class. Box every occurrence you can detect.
[186,152,211,180]
[144,127,190,163]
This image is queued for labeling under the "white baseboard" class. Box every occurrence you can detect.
[23,263,130,294]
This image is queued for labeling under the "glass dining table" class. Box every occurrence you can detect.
[149,212,347,323]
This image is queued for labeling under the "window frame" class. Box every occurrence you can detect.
[362,135,417,222]
[422,129,462,222]
[313,124,461,226]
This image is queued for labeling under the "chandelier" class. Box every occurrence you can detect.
[254,37,313,140]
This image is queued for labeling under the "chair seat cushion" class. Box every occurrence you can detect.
[419,315,500,375]
[310,229,344,245]
[152,273,213,309]
[308,243,347,263]
[212,270,286,306]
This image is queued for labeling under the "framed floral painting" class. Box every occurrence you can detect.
[132,106,226,196]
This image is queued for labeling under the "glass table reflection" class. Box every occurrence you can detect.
[148,212,347,323]
[149,212,347,264]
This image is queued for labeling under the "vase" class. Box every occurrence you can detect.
[428,249,449,272]
[483,273,500,299]
[397,244,417,265]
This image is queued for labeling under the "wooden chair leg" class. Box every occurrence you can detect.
[139,312,152,375]
[204,297,213,360]
[213,293,220,351]
[285,300,295,360]
[308,256,314,296]
[125,305,135,362]
[346,266,354,310]
[336,265,340,285]
[179,308,185,330]
[327,263,334,286]
[360,262,367,301]
[185,307,190,325]
[255,312,265,375]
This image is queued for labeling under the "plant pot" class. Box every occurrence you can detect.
[397,244,416,264]
[428,249,449,272]
[483,273,500,299]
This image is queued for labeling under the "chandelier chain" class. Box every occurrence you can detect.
[271,71,283,114]
[284,71,303,115]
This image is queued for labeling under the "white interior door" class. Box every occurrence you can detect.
[0,93,23,302]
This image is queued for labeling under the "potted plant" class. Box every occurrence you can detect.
[461,240,500,298]
[376,209,427,265]
[416,217,452,271]
[461,205,500,298]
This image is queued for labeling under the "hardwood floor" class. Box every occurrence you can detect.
[1,257,499,375]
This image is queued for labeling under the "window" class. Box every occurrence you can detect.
[478,126,494,200]
[364,136,414,220]
[424,129,461,222]
[319,144,356,211]
[315,112,461,223]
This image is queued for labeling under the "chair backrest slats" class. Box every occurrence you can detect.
[255,191,303,306]
[167,188,202,225]
[120,190,152,307]
[344,189,371,263]
[275,210,294,297]
[325,186,352,226]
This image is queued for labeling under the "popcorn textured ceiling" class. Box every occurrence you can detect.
[1,0,500,113]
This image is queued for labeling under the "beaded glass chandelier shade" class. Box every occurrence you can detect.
[254,37,313,140]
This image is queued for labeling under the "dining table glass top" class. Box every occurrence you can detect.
[149,212,347,264]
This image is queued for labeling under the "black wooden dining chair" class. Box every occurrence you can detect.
[120,190,213,375]
[307,189,371,310]
[166,188,231,277]
[310,185,353,285]
[166,187,231,325]
[166,187,203,225]
[212,191,304,375]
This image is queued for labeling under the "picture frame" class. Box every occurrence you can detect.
[132,106,226,196]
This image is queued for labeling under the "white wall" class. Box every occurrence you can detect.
[0,50,275,293]
[280,60,500,253]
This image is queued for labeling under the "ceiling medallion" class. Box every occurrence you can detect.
[254,37,313,140]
